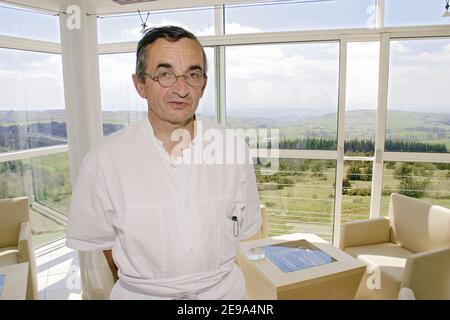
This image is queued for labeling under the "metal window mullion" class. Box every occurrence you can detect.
[96,27,450,55]
[376,0,385,29]
[98,41,136,54]
[213,5,226,125]
[214,4,224,35]
[370,32,390,218]
[384,152,450,163]
[332,38,347,247]
[215,46,226,125]
[0,145,68,163]
[343,156,374,161]
[0,35,61,54]
[253,149,337,160]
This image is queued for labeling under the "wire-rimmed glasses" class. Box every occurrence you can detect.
[144,69,207,88]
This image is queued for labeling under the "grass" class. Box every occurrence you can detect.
[257,160,450,240]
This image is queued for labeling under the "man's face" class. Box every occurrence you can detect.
[133,38,207,126]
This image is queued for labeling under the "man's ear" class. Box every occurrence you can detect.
[132,74,147,99]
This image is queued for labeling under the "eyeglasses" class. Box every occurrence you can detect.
[144,69,207,88]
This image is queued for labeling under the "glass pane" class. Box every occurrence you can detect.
[381,161,450,216]
[226,42,339,150]
[257,158,336,242]
[99,48,215,135]
[0,49,66,153]
[225,0,376,34]
[341,160,372,224]
[98,7,214,43]
[99,53,147,135]
[345,42,379,156]
[387,39,450,153]
[31,152,72,215]
[0,152,71,248]
[0,3,60,42]
[385,0,450,27]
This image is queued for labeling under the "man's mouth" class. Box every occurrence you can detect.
[168,101,189,108]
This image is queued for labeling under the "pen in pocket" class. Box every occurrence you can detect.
[232,216,238,237]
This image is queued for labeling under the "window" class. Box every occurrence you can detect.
[387,38,450,153]
[225,0,376,34]
[0,49,66,153]
[225,42,340,242]
[385,0,450,27]
[382,161,450,216]
[341,160,372,222]
[257,158,336,242]
[0,3,60,42]
[99,48,216,135]
[98,7,215,43]
[99,53,147,135]
[345,42,379,156]
[0,152,71,248]
[225,42,339,150]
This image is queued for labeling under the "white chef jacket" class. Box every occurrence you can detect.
[66,116,261,299]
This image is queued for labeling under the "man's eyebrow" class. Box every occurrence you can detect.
[156,63,172,69]
[155,63,204,72]
[188,65,203,72]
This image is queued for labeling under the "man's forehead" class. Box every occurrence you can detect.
[147,38,204,67]
[147,38,203,61]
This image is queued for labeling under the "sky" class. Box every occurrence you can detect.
[0,0,450,114]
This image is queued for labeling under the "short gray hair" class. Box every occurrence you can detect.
[135,25,207,83]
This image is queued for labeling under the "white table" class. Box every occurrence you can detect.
[0,262,29,300]
[237,233,366,300]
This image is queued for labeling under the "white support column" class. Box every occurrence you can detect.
[370,33,390,218]
[332,39,347,247]
[59,1,103,186]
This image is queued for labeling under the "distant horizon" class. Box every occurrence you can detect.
[1,107,449,115]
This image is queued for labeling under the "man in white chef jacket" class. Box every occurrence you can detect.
[66,26,261,300]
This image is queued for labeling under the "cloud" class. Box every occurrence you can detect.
[225,37,339,110]
[99,53,147,111]
[346,42,379,110]
[0,49,64,110]
[225,22,262,34]
[388,39,450,111]
[1,20,449,116]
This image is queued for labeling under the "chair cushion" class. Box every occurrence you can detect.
[0,246,19,267]
[389,193,450,253]
[345,243,414,299]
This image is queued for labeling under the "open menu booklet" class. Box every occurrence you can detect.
[263,240,336,273]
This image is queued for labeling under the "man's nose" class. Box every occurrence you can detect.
[171,76,190,97]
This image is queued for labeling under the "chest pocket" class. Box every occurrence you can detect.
[187,197,241,271]
[219,203,242,268]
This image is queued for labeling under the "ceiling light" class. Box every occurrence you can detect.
[443,0,450,17]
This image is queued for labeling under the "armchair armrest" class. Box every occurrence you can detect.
[17,221,31,263]
[17,221,38,300]
[401,246,450,300]
[339,217,391,250]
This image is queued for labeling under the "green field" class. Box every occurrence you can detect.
[255,159,450,242]
[228,109,450,149]
[1,109,449,245]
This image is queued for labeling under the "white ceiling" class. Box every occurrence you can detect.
[1,0,273,15]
